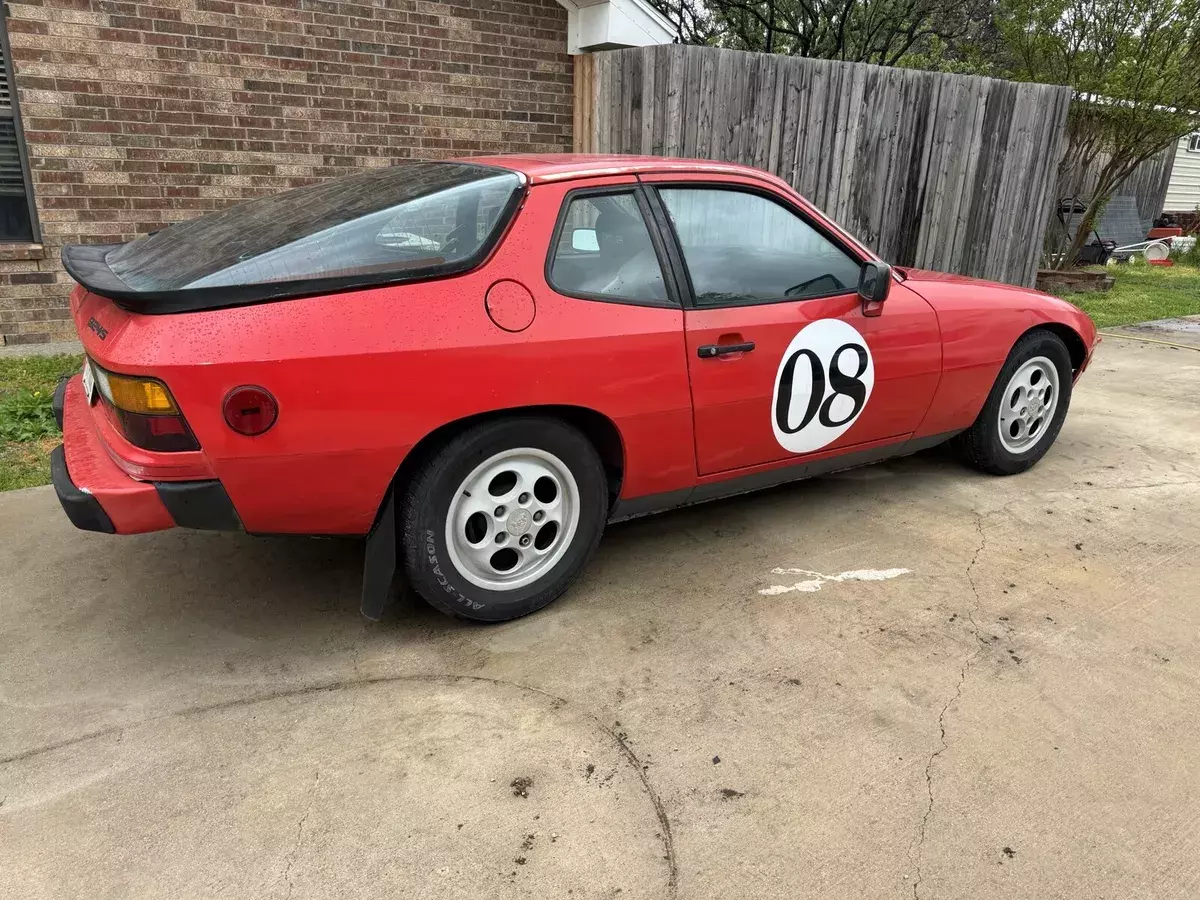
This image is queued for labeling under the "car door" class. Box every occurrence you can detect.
[640,175,942,476]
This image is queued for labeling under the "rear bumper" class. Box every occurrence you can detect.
[52,376,67,430]
[50,444,115,534]
[53,375,241,535]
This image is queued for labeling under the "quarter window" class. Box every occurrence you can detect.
[657,188,861,306]
[549,192,668,304]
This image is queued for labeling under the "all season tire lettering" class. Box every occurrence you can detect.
[426,528,483,610]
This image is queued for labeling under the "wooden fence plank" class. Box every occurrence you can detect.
[663,45,684,156]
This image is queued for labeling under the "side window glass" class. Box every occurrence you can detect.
[549,192,668,304]
[657,188,862,306]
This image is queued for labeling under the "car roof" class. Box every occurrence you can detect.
[460,153,791,188]
[458,153,878,264]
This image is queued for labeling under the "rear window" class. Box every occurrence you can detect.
[105,162,522,292]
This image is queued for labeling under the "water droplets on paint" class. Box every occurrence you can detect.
[759,567,911,596]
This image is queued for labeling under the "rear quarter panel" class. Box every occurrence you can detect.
[75,180,694,535]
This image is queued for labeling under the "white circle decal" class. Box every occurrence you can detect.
[771,318,875,454]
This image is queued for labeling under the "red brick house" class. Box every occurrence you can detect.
[0,0,672,345]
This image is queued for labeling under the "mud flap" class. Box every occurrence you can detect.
[360,486,398,621]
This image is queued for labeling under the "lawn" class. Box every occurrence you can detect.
[1058,261,1200,329]
[0,354,82,491]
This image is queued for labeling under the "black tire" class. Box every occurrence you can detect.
[399,417,608,622]
[954,329,1074,475]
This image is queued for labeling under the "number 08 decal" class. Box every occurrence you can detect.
[772,318,875,454]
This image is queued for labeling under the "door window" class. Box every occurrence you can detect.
[657,187,862,306]
[548,192,668,304]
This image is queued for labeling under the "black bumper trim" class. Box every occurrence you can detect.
[50,445,115,534]
[153,480,242,531]
[52,377,68,431]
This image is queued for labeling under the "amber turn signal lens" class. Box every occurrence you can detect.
[88,361,198,452]
[223,386,278,436]
[104,373,178,415]
[91,363,179,415]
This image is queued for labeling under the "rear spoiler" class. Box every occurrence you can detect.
[60,244,134,301]
[60,242,484,316]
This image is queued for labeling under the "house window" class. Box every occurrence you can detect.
[1189,133,1200,153]
[0,11,37,243]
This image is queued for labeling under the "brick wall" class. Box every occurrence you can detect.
[1,0,574,345]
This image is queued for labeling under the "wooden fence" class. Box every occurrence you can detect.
[574,46,1074,287]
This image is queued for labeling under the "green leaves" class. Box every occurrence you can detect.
[649,0,993,67]
[0,388,59,443]
[997,0,1200,266]
[998,0,1200,124]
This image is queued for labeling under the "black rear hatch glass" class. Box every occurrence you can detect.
[62,161,523,314]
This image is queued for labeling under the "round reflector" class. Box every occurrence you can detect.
[223,386,278,436]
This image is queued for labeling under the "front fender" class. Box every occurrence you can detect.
[903,274,1097,438]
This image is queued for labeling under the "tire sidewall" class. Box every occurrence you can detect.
[980,332,1073,473]
[402,418,607,622]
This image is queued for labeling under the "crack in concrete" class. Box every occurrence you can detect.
[1048,479,1200,493]
[1,674,679,898]
[281,769,320,900]
[912,515,987,900]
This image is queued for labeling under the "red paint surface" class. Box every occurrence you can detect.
[63,155,1099,537]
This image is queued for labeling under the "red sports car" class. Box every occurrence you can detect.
[54,155,1097,621]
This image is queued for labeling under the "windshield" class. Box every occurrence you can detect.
[105,162,522,291]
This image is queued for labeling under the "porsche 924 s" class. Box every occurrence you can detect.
[53,155,1097,621]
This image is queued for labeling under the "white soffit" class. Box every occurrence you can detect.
[555,0,676,55]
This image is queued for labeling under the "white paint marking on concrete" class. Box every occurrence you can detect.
[760,567,911,596]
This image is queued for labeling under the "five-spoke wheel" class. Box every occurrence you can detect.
[997,356,1060,454]
[445,448,581,591]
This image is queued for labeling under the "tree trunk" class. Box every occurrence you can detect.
[1055,194,1106,270]
[1055,154,1129,270]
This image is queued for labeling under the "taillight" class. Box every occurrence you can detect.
[91,362,199,452]
[223,386,277,436]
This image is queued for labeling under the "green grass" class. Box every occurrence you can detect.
[0,354,83,491]
[0,438,61,491]
[1056,260,1200,329]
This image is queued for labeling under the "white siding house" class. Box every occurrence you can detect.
[1163,132,1200,213]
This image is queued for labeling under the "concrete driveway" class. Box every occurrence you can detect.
[2,335,1199,900]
